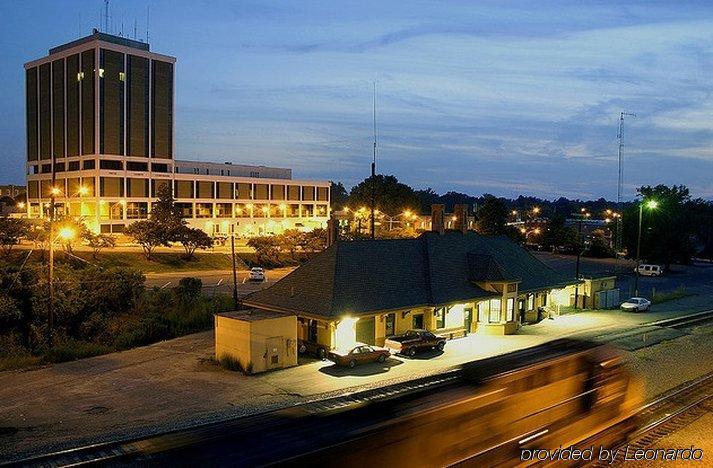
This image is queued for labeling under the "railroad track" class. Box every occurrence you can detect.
[6,369,461,467]
[585,371,713,467]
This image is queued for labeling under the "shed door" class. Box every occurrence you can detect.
[266,337,282,369]
[355,317,376,345]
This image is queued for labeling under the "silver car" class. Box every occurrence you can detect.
[620,297,651,312]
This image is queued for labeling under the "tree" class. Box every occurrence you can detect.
[623,184,695,267]
[125,220,169,259]
[247,236,281,265]
[150,183,185,238]
[85,232,116,259]
[475,195,508,235]
[176,226,213,259]
[348,174,420,217]
[0,217,27,256]
[586,229,614,258]
[329,181,349,210]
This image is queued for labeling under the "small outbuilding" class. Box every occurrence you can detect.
[215,309,297,374]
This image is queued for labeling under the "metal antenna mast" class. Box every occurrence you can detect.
[616,111,636,253]
[370,81,377,239]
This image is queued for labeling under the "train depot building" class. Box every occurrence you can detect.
[237,207,580,360]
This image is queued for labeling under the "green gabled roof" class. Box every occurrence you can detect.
[244,231,575,319]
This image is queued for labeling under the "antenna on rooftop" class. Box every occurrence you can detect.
[146,6,150,43]
[104,0,109,33]
[133,18,138,39]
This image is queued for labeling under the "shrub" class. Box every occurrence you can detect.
[218,354,253,375]
[44,339,112,363]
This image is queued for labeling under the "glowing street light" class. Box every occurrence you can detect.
[634,198,659,295]
[58,226,76,241]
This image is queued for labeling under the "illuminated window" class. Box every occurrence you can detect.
[477,302,489,322]
[119,72,125,81]
[99,68,105,78]
[527,294,535,311]
[435,308,445,329]
[506,298,515,322]
[489,299,501,323]
[77,71,84,81]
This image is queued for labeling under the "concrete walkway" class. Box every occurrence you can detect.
[0,297,710,461]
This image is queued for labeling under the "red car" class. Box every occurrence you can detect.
[327,344,390,368]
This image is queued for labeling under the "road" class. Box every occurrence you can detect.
[144,267,295,296]
[534,252,713,300]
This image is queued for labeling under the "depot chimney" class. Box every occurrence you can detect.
[453,204,468,233]
[431,204,445,235]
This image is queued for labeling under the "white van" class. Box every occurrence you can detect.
[635,264,663,277]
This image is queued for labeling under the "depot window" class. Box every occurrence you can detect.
[527,294,535,311]
[435,307,445,329]
[506,298,515,322]
[489,299,501,323]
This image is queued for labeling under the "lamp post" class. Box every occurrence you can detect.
[634,199,658,296]
[47,224,76,346]
[573,211,591,309]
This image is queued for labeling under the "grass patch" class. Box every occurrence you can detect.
[217,354,253,375]
[2,249,239,274]
[0,354,42,372]
[44,340,114,363]
[651,286,691,304]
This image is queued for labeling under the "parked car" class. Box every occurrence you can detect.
[248,267,266,282]
[297,339,329,360]
[327,344,390,368]
[635,264,663,277]
[620,297,651,312]
[384,329,446,357]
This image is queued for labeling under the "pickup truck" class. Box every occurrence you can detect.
[384,329,446,357]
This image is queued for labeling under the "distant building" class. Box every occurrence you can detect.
[0,184,25,199]
[24,30,329,236]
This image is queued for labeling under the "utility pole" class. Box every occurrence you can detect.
[370,81,377,240]
[616,111,636,255]
[230,229,239,309]
[573,216,583,309]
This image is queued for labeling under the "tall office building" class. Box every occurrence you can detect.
[25,30,330,236]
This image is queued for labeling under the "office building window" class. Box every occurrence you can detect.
[527,294,534,311]
[151,163,168,173]
[195,203,212,218]
[99,177,124,197]
[217,182,233,199]
[83,159,95,170]
[271,185,285,200]
[196,181,213,199]
[175,203,193,218]
[127,161,149,172]
[175,180,194,198]
[216,203,232,218]
[236,183,251,200]
[287,185,300,201]
[68,161,80,171]
[126,202,148,219]
[100,159,123,170]
[317,186,329,201]
[253,184,268,200]
[302,186,315,201]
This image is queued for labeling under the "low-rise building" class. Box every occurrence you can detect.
[243,208,577,351]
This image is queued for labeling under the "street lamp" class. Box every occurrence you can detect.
[634,199,659,296]
[47,223,76,346]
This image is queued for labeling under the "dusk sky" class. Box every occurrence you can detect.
[2,0,713,200]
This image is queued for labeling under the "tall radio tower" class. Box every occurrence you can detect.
[616,111,636,253]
